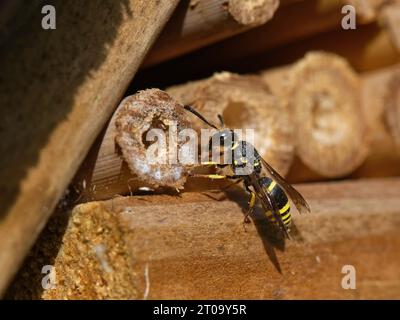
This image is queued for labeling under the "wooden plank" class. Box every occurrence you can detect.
[6,178,400,299]
[0,0,179,297]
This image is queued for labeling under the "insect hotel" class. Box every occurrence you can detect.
[1,0,400,299]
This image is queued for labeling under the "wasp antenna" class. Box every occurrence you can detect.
[217,114,225,128]
[184,105,218,129]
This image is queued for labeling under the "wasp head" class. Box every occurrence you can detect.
[209,129,238,153]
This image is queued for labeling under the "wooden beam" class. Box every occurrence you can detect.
[6,178,400,299]
[0,0,179,297]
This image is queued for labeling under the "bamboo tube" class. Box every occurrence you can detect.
[6,178,400,299]
[379,2,400,52]
[263,61,400,181]
[73,89,194,201]
[262,52,368,181]
[139,0,394,84]
[167,72,295,176]
[133,2,400,94]
[143,0,280,67]
[257,22,400,73]
[351,65,400,177]
[385,68,400,149]
[0,0,179,297]
[73,73,294,201]
[347,0,388,23]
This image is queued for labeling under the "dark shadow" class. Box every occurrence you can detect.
[4,189,79,299]
[0,0,131,219]
[128,8,389,93]
[206,185,286,274]
[288,221,304,243]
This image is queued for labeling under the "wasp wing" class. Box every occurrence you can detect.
[260,158,311,214]
[249,174,290,239]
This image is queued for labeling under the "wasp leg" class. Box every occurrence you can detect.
[189,173,239,180]
[201,161,218,166]
[200,161,229,168]
[243,182,256,224]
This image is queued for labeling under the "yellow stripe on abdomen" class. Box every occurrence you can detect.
[279,202,290,214]
[266,202,291,226]
[267,180,277,192]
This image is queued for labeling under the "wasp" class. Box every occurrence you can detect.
[184,105,310,238]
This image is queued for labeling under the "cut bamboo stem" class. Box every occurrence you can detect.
[6,178,400,299]
[262,52,368,180]
[140,0,398,82]
[379,2,400,56]
[350,64,400,177]
[347,0,387,23]
[167,72,295,176]
[133,2,400,96]
[384,67,400,150]
[143,0,280,67]
[264,59,400,182]
[258,22,400,73]
[73,73,294,201]
[0,0,179,297]
[73,89,194,202]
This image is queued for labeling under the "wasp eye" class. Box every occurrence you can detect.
[209,129,237,150]
[219,133,227,144]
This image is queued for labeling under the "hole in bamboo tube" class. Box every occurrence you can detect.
[290,52,368,177]
[310,92,346,144]
[222,101,253,128]
[115,89,191,189]
[141,116,169,149]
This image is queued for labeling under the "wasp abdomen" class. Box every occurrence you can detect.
[259,177,291,226]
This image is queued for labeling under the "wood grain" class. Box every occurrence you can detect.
[0,0,179,297]
[6,178,400,299]
[143,0,280,67]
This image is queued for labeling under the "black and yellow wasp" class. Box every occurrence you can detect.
[184,105,310,238]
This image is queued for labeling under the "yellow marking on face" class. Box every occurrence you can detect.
[268,180,277,192]
[241,158,248,163]
[208,174,226,179]
[254,161,260,166]
[249,192,256,208]
[279,202,290,214]
[231,142,239,150]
